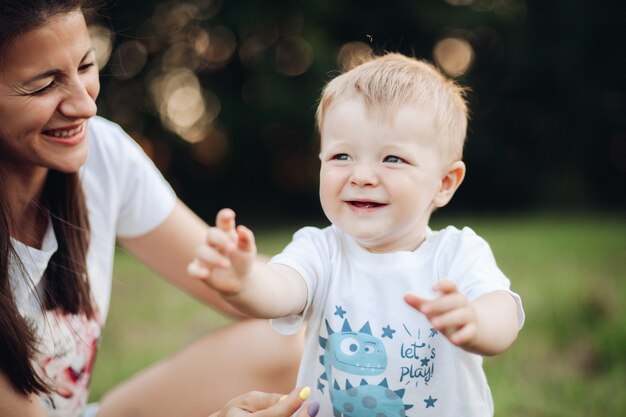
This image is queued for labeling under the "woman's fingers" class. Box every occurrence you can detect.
[297,401,320,417]
[235,386,312,417]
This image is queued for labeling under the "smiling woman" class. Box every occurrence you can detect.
[0,10,98,177]
[0,1,310,417]
[0,3,98,407]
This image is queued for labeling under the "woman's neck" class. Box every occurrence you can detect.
[5,166,49,248]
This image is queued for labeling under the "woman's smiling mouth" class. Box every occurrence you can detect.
[41,123,87,146]
[43,124,83,138]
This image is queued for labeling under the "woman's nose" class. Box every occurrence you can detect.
[58,77,98,119]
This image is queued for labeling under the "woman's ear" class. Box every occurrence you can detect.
[433,160,466,208]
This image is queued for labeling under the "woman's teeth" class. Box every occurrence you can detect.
[47,126,81,138]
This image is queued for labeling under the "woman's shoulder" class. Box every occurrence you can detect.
[85,116,152,171]
[88,116,138,154]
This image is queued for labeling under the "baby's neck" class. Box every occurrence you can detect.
[352,230,427,254]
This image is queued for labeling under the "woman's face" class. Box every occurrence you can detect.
[0,10,99,176]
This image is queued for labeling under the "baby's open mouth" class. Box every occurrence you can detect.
[348,201,386,208]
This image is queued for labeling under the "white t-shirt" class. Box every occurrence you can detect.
[8,116,176,417]
[271,225,524,417]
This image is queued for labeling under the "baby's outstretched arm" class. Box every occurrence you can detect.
[404,279,519,356]
[188,208,307,318]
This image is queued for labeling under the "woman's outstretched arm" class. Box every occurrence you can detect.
[101,200,304,417]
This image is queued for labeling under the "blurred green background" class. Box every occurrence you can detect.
[88,0,625,415]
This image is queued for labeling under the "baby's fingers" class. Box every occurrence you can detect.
[431,306,478,344]
[404,293,429,312]
[431,307,472,331]
[448,322,478,346]
[419,292,468,316]
[432,278,459,294]
[206,227,237,254]
[236,225,256,253]
[195,242,231,269]
[216,208,238,234]
[187,259,210,278]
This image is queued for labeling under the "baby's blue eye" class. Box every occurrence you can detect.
[383,155,402,163]
[334,153,350,161]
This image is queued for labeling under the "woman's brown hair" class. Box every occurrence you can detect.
[0,0,95,395]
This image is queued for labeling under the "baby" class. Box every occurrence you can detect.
[189,53,524,416]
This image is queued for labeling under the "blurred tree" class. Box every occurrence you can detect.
[95,0,626,223]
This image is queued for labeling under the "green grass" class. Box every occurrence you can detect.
[90,212,626,415]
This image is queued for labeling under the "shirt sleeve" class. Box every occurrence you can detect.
[115,141,176,237]
[88,118,177,238]
[437,226,525,328]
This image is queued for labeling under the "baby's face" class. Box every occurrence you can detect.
[319,98,448,253]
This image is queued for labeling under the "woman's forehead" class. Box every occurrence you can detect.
[2,10,89,76]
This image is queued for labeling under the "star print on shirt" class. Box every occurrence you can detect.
[420,358,430,366]
[317,379,325,393]
[381,325,396,339]
[334,305,346,318]
[424,395,437,408]
[430,328,439,337]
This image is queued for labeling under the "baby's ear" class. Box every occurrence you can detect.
[433,161,466,208]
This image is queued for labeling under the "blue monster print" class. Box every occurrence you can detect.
[318,319,413,417]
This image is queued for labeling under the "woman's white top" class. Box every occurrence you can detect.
[8,116,176,417]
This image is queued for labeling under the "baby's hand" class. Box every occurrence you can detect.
[404,279,478,348]
[187,208,257,296]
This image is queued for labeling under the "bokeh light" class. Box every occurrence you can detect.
[273,36,313,76]
[445,0,475,5]
[202,26,237,69]
[148,68,220,143]
[433,37,474,77]
[470,0,527,15]
[109,40,148,80]
[151,2,196,35]
[337,41,374,71]
[162,41,203,71]
[191,125,230,167]
[192,0,224,20]
[88,24,114,69]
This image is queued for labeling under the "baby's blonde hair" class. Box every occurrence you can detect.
[316,53,469,160]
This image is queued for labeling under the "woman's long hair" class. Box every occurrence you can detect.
[0,0,95,395]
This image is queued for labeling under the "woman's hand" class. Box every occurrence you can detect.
[209,387,319,417]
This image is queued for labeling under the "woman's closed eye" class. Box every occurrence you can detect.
[79,62,96,72]
[30,81,57,96]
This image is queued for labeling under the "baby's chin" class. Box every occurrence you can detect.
[350,235,399,253]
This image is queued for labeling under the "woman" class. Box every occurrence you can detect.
[0,0,310,416]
